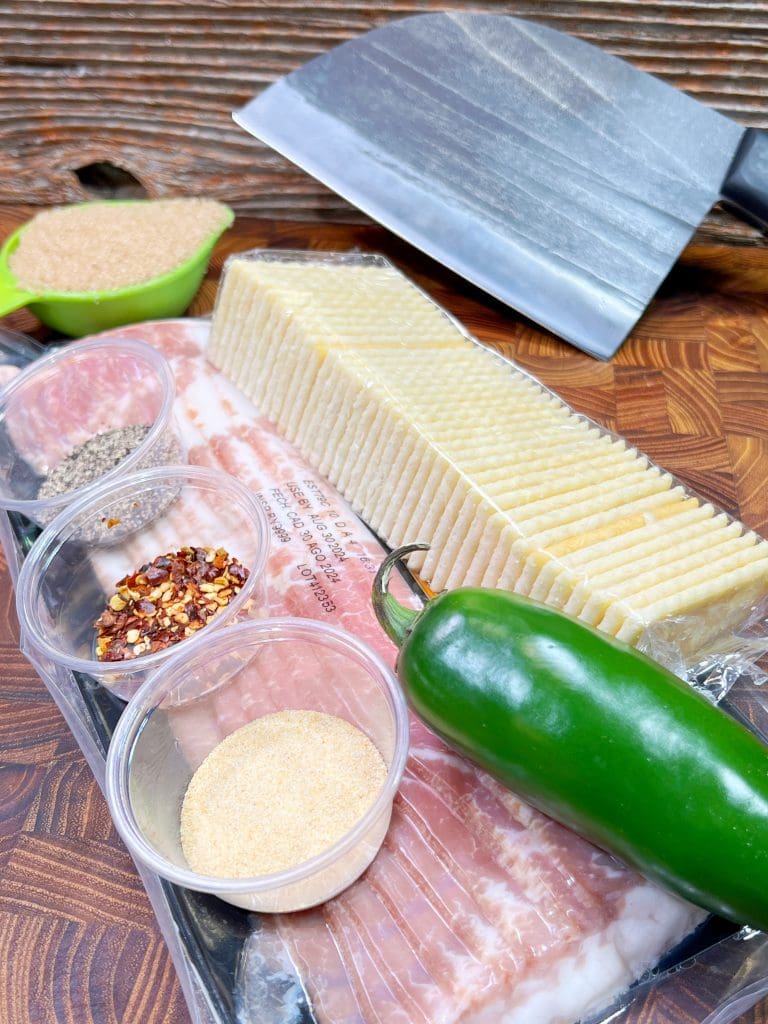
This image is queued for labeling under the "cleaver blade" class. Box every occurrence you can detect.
[234,12,768,358]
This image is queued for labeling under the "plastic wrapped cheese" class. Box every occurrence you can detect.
[208,250,768,677]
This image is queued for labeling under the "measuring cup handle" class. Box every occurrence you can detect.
[0,276,37,318]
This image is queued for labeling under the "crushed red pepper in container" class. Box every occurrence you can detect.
[94,545,250,661]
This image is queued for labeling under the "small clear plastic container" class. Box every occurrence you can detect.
[0,325,44,386]
[16,464,270,700]
[0,336,184,526]
[105,617,410,913]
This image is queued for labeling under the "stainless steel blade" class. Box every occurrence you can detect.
[234,12,745,358]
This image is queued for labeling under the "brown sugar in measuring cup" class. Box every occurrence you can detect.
[0,199,234,335]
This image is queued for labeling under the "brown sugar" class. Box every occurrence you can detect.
[180,710,388,879]
[10,198,231,294]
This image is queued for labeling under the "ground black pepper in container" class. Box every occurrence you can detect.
[36,420,186,541]
[0,337,184,527]
[37,424,151,499]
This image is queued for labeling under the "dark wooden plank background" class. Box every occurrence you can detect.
[2,0,768,243]
[3,0,768,1019]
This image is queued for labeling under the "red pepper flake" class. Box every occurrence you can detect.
[94,545,250,662]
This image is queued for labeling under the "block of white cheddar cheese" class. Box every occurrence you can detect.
[538,502,719,607]
[209,251,768,664]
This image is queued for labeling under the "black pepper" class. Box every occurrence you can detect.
[37,424,151,499]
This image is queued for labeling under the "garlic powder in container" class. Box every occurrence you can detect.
[180,710,388,879]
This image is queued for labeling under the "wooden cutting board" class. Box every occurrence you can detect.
[1,209,767,1024]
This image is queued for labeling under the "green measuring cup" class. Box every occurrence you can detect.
[0,201,234,336]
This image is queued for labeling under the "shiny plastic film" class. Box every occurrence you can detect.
[0,325,45,378]
[209,249,768,694]
[5,315,768,1024]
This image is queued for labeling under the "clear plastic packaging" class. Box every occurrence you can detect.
[105,617,409,913]
[0,335,184,526]
[0,324,45,381]
[5,312,768,1024]
[16,463,270,700]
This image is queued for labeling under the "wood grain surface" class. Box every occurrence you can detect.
[1,0,768,244]
[2,208,768,1023]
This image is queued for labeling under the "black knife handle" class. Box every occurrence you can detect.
[721,127,768,230]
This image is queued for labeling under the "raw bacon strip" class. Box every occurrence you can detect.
[277,912,368,1024]
[407,746,613,939]
[366,846,501,1000]
[486,779,634,910]
[383,808,510,967]
[318,903,412,1024]
[330,883,446,1024]
[395,775,557,960]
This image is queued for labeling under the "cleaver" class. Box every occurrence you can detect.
[234,12,768,359]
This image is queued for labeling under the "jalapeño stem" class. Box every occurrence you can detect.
[372,543,429,647]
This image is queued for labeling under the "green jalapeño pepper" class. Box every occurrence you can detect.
[373,543,768,930]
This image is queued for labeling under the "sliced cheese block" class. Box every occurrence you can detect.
[210,253,768,662]
[599,539,768,637]
[378,425,595,544]
[242,300,307,414]
[389,427,599,553]
[208,257,259,374]
[405,432,615,566]
[628,563,768,653]
[303,361,361,474]
[538,501,717,608]
[557,510,732,599]
[436,470,674,593]
[294,349,575,505]
[420,446,648,584]
[572,521,751,626]
[360,411,419,528]
[417,443,638,578]
[490,488,688,592]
